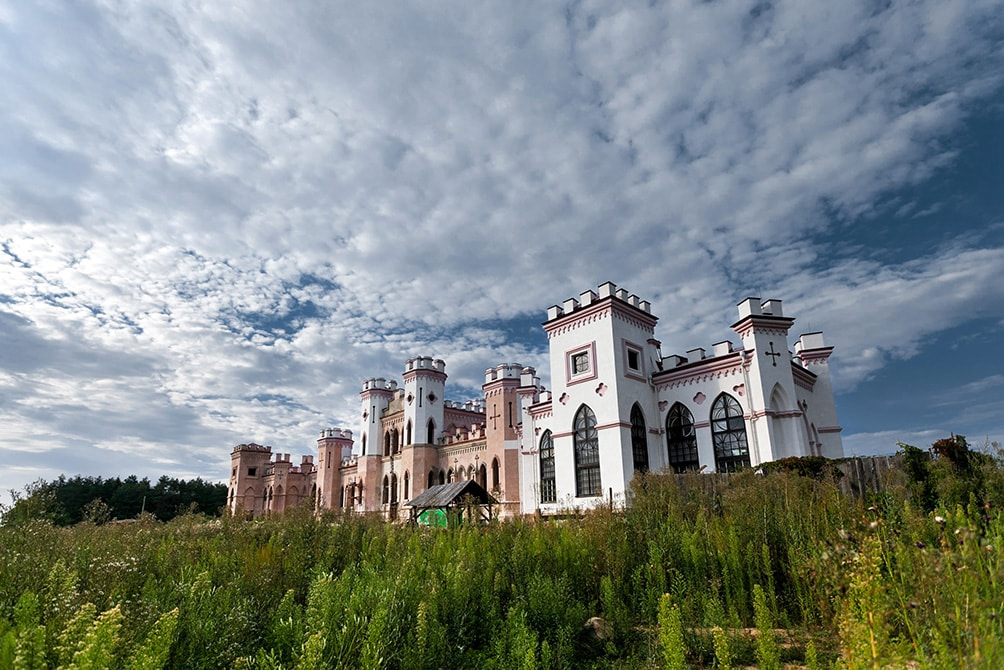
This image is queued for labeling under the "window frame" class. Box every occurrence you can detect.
[573,405,602,497]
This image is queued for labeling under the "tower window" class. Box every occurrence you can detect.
[711,393,751,472]
[666,403,700,473]
[574,405,602,497]
[630,403,649,473]
[539,431,555,503]
[247,467,257,477]
[572,352,589,374]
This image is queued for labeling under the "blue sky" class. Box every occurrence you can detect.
[1,1,1003,500]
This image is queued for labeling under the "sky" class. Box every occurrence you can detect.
[2,1,1003,502]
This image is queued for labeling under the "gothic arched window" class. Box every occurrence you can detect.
[384,431,391,457]
[539,430,556,503]
[381,476,389,504]
[406,420,412,446]
[428,470,436,489]
[574,405,601,497]
[630,403,649,473]
[711,393,750,472]
[491,457,500,490]
[403,471,410,500]
[666,403,700,472]
[427,419,436,444]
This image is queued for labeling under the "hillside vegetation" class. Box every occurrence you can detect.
[1,437,1001,669]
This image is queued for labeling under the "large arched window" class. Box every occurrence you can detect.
[574,405,601,497]
[630,403,649,473]
[491,457,500,491]
[539,431,556,503]
[406,420,412,446]
[361,433,366,456]
[711,393,750,472]
[390,473,398,504]
[427,419,436,444]
[478,464,487,489]
[438,470,446,486]
[381,476,389,504]
[428,470,436,489]
[403,471,410,500]
[666,403,700,472]
[392,428,400,454]
[384,431,391,457]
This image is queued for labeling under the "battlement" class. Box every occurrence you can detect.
[546,281,652,320]
[445,399,485,413]
[736,297,785,319]
[232,442,272,454]
[362,377,398,392]
[404,356,446,373]
[484,362,525,384]
[319,427,353,440]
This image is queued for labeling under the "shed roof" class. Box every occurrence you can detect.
[406,480,497,509]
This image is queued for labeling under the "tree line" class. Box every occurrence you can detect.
[1,474,227,525]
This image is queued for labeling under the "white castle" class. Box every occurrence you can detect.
[228,282,842,518]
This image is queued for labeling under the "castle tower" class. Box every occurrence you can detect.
[483,363,527,512]
[731,298,809,463]
[228,443,274,517]
[360,378,396,457]
[402,357,447,447]
[542,282,662,507]
[316,428,353,510]
[794,332,843,458]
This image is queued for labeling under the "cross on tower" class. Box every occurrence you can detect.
[764,341,782,367]
[490,404,502,430]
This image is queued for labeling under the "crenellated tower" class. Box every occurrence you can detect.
[316,428,353,509]
[731,298,808,463]
[402,357,447,447]
[359,378,396,457]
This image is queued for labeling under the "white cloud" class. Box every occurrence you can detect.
[1,0,1003,498]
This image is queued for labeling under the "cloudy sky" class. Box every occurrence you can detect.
[2,1,1003,500]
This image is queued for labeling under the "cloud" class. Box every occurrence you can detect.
[1,0,1003,497]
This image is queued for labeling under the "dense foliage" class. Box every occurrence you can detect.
[0,437,1001,669]
[1,475,227,526]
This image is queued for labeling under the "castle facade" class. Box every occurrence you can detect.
[228,282,842,518]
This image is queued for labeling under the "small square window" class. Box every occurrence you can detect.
[627,349,640,371]
[572,351,590,374]
[247,467,257,477]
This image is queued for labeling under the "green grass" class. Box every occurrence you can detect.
[0,446,1001,668]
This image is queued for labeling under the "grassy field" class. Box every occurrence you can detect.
[1,441,1001,668]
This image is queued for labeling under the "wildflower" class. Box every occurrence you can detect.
[915,541,925,549]
[934,515,945,525]
[867,506,877,512]
[869,521,879,529]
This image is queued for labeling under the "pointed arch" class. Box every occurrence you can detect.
[384,430,391,456]
[491,457,500,490]
[539,430,555,503]
[404,471,410,499]
[574,404,601,497]
[666,403,699,472]
[392,428,400,454]
[427,418,436,444]
[630,403,649,473]
[428,469,436,489]
[438,470,446,485]
[711,393,750,472]
[381,475,389,504]
[361,433,367,455]
[478,464,487,489]
[769,382,788,411]
[447,468,455,483]
[406,420,412,446]
[390,473,398,504]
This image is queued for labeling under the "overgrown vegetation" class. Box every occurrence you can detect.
[0,436,1001,668]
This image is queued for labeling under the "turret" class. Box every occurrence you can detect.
[402,357,447,446]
